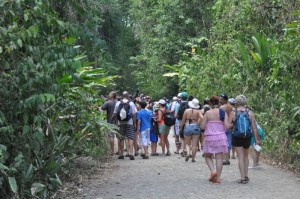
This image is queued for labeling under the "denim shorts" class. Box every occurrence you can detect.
[183,124,201,136]
[226,130,232,150]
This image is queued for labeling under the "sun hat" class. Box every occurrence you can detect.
[228,98,236,104]
[181,92,188,98]
[158,99,166,105]
[188,98,200,109]
[235,95,247,106]
[173,96,178,101]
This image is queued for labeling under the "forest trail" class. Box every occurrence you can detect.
[72,133,300,199]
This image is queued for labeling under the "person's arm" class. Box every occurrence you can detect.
[157,109,163,122]
[137,119,141,132]
[200,113,207,130]
[113,102,119,125]
[224,113,230,129]
[99,101,107,111]
[227,111,234,129]
[198,110,204,124]
[180,110,188,130]
[131,102,138,129]
[250,111,261,145]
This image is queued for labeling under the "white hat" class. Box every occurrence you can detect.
[188,98,200,109]
[158,99,166,105]
[177,93,182,97]
[172,96,178,101]
[228,98,236,104]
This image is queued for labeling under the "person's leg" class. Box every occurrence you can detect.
[134,130,139,155]
[160,133,166,155]
[244,148,249,178]
[223,131,231,165]
[191,135,200,161]
[215,153,223,181]
[184,135,191,160]
[236,146,245,180]
[120,139,124,156]
[109,136,114,155]
[232,146,236,159]
[200,132,204,150]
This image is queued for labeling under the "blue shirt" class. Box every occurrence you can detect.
[137,109,151,132]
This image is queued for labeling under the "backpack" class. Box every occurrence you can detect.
[163,111,176,126]
[233,108,252,138]
[117,100,131,121]
[177,101,189,120]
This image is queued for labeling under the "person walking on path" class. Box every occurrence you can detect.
[201,96,229,184]
[157,99,171,156]
[100,91,118,156]
[219,93,233,165]
[228,98,237,159]
[136,100,151,159]
[249,122,265,169]
[176,92,189,156]
[228,95,261,184]
[180,98,203,162]
[170,96,181,154]
[114,91,137,160]
[150,102,159,156]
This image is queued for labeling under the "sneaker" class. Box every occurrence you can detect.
[118,155,124,159]
[231,155,236,159]
[129,155,135,160]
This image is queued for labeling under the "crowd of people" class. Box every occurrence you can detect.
[100,91,264,184]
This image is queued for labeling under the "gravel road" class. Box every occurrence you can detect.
[73,134,300,199]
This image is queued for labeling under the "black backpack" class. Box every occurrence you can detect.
[116,100,131,121]
[163,111,176,126]
[177,101,189,120]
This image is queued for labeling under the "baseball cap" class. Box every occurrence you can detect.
[181,92,188,98]
[158,99,166,105]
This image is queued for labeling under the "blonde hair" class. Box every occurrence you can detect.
[235,95,247,106]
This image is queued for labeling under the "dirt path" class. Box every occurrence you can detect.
[72,133,300,199]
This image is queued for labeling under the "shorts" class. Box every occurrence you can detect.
[139,128,150,146]
[159,124,170,135]
[150,130,158,142]
[183,124,201,136]
[226,130,232,150]
[232,135,251,149]
[119,124,134,140]
[173,120,180,136]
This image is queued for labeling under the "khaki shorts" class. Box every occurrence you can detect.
[159,124,170,135]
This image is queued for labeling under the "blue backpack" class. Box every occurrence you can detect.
[233,109,252,138]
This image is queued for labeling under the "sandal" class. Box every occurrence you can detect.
[166,152,171,156]
[245,176,249,182]
[174,151,179,154]
[238,179,248,184]
[209,172,217,182]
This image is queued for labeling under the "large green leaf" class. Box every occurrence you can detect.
[8,177,17,193]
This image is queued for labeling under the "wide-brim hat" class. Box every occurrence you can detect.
[188,98,200,109]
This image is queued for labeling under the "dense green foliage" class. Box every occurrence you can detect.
[0,0,299,198]
[129,0,300,171]
[0,0,130,198]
